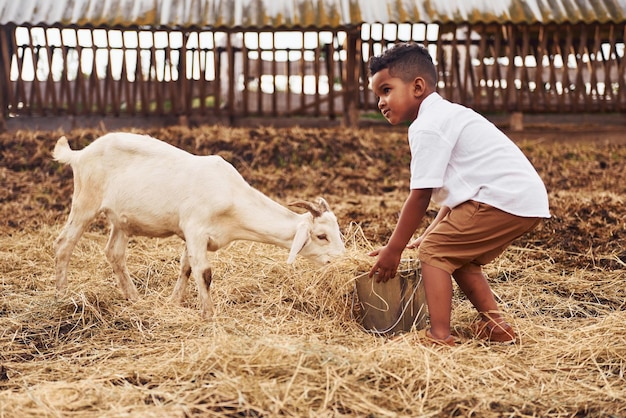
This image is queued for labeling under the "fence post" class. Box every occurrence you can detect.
[0,25,13,132]
[342,26,361,128]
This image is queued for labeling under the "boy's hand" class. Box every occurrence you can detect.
[368,189,432,282]
[406,235,424,249]
[368,246,402,282]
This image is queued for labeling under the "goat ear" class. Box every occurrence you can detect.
[287,222,310,264]
[289,200,322,218]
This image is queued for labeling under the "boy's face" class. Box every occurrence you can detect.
[371,68,423,125]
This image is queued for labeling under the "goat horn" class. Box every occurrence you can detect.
[289,200,322,218]
[317,197,331,213]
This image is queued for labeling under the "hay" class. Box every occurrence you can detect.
[1,126,625,417]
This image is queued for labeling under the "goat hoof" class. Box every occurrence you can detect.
[201,309,214,320]
[125,290,140,301]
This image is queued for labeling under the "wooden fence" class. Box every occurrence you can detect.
[0,22,624,128]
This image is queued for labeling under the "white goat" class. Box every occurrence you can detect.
[52,132,345,317]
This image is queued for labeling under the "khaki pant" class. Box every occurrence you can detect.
[419,200,541,274]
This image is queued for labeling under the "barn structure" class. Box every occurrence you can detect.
[0,0,625,130]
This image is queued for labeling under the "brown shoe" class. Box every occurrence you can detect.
[473,321,516,344]
[419,328,456,346]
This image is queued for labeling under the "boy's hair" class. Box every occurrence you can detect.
[368,42,437,86]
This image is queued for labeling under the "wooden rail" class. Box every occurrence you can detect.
[0,22,624,129]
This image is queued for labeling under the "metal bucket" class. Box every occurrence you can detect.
[353,259,428,336]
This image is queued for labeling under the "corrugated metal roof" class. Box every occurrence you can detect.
[1,0,625,27]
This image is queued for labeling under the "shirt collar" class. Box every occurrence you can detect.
[417,92,442,118]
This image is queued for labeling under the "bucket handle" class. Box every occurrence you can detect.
[350,276,425,336]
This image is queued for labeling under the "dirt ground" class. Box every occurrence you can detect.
[2,120,624,267]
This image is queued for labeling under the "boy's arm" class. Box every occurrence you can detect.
[368,188,432,282]
[407,205,451,249]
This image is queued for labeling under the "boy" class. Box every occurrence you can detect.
[367,43,550,346]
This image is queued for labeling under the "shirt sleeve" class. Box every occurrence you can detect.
[408,129,453,190]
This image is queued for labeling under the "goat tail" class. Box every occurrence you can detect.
[53,136,74,164]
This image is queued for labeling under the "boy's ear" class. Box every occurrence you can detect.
[413,77,427,97]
